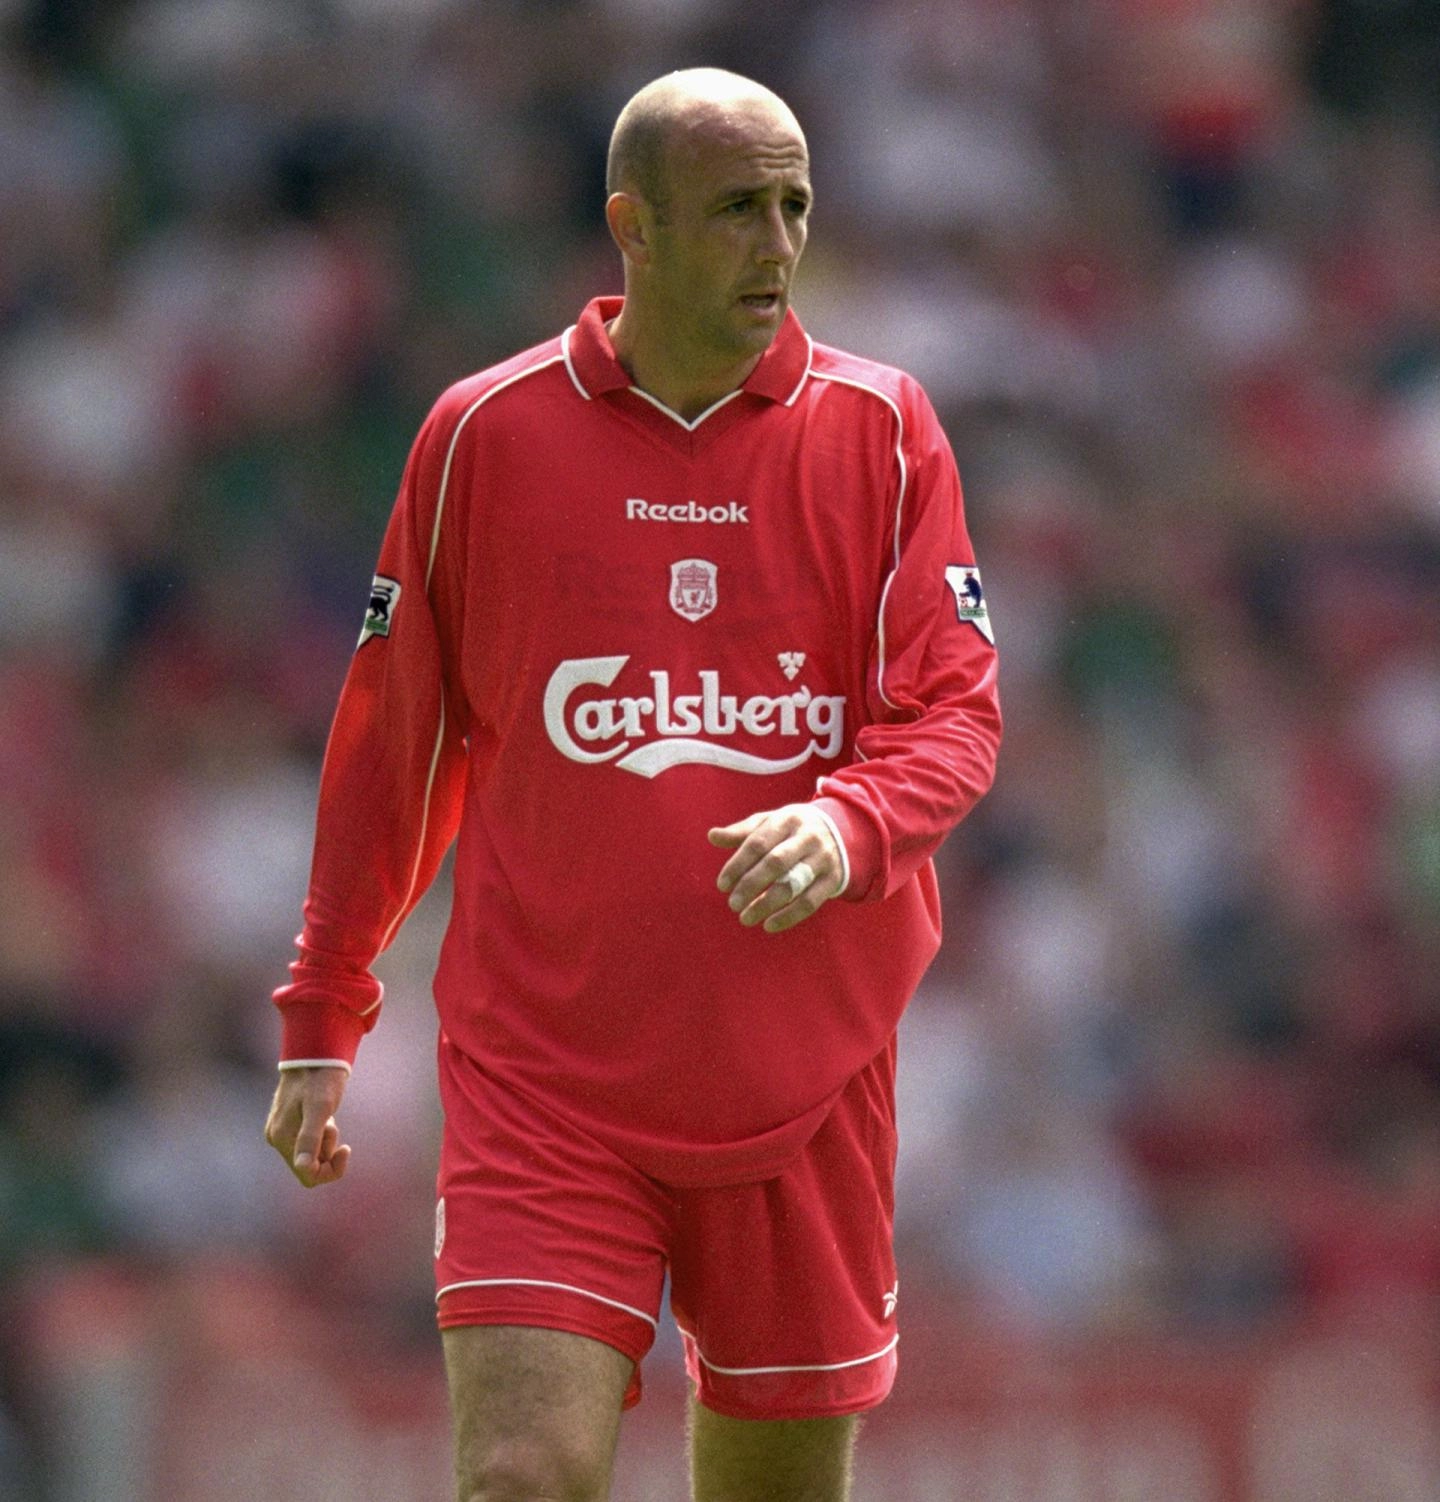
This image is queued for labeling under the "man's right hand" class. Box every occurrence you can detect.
[264,1065,352,1187]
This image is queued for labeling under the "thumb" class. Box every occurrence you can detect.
[293,1104,331,1170]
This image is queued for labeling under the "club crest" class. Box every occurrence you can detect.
[669,558,717,622]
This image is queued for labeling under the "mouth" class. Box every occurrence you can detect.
[739,291,783,315]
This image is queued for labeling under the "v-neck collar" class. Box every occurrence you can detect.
[562,296,814,435]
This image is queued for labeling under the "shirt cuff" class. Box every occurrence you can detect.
[812,794,884,901]
[809,802,851,897]
[276,999,370,1069]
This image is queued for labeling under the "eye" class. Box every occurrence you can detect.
[724,198,753,214]
[785,197,810,217]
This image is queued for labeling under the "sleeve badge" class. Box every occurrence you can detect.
[944,565,994,645]
[358,574,401,647]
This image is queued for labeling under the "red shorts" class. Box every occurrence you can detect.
[434,1034,899,1421]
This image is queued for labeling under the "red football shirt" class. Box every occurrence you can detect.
[275,297,1001,1186]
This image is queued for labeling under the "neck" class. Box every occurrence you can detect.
[607,305,762,422]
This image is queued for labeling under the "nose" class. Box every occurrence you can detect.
[757,203,797,265]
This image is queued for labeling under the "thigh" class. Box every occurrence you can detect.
[669,1040,900,1422]
[444,1324,632,1502]
[435,1038,671,1408]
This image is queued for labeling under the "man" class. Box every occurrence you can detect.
[265,68,1000,1501]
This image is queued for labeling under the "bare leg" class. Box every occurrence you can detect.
[443,1325,633,1502]
[689,1399,858,1502]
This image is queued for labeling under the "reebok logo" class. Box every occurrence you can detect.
[627,497,750,525]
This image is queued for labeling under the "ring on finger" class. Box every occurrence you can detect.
[782,860,817,899]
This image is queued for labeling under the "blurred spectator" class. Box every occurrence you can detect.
[88,996,287,1259]
[0,1022,117,1277]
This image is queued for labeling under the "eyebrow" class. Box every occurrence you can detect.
[713,181,813,205]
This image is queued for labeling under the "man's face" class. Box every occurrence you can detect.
[645,103,812,368]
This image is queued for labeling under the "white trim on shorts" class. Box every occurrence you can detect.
[677,1327,898,1377]
[436,1277,659,1332]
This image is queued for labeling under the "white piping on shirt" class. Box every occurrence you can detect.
[378,698,448,955]
[435,1278,659,1331]
[625,333,815,427]
[379,351,567,954]
[783,331,815,406]
[565,319,814,422]
[428,353,567,586]
[809,372,907,711]
[560,325,590,400]
[627,384,743,432]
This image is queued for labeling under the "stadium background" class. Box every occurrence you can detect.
[2,0,1438,1497]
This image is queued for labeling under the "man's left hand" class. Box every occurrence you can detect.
[708,803,844,933]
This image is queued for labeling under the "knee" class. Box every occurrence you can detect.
[457,1437,609,1502]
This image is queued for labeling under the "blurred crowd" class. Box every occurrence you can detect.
[2,0,1439,1490]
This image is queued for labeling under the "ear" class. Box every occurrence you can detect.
[605,192,652,267]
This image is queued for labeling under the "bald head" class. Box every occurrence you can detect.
[606,68,806,216]
[601,67,812,411]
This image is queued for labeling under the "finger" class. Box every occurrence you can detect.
[299,1141,352,1188]
[264,1088,301,1161]
[724,822,840,914]
[761,870,840,933]
[731,844,833,926]
[714,819,796,895]
[724,832,804,912]
[737,858,838,931]
[292,1106,334,1175]
[293,1117,354,1187]
[707,812,766,854]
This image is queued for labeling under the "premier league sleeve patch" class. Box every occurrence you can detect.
[358,574,401,648]
[944,565,994,645]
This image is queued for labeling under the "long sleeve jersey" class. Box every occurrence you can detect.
[274,297,1001,1187]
